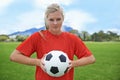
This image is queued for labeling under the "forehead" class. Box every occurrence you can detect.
[47,11,63,19]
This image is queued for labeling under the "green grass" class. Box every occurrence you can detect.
[0,42,120,80]
[0,42,35,80]
[74,42,120,80]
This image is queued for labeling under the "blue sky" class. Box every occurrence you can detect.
[0,0,120,35]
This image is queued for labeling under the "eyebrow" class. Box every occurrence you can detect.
[49,18,61,21]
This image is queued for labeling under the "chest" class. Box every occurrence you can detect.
[37,36,75,59]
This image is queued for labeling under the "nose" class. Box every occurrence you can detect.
[53,20,57,24]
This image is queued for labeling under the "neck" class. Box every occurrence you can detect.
[48,30,62,35]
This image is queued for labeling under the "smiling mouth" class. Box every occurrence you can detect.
[53,26,59,29]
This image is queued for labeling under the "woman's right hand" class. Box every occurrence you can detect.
[39,58,46,72]
[39,54,47,72]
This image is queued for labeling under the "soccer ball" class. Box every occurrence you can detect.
[43,50,70,77]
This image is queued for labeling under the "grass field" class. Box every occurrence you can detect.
[0,42,120,80]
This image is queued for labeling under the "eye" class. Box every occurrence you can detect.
[56,18,61,21]
[49,19,54,21]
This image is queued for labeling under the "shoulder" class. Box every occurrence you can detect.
[31,30,46,38]
[30,32,40,38]
[63,32,79,39]
[27,31,45,41]
[63,32,83,42]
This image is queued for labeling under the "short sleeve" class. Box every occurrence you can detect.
[74,36,92,58]
[16,32,39,57]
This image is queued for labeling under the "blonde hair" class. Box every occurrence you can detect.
[44,3,64,29]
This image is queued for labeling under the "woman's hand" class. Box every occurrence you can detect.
[66,60,73,73]
[67,55,95,72]
[39,58,46,72]
[68,55,96,69]
[39,54,47,72]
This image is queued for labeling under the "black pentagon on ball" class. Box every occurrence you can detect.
[50,66,59,74]
[59,54,66,62]
[46,53,53,61]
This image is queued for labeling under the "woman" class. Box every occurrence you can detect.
[10,3,95,80]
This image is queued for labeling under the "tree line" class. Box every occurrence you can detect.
[0,30,120,42]
[70,30,120,41]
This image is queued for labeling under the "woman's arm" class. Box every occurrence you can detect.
[10,49,43,67]
[10,49,46,72]
[70,55,96,68]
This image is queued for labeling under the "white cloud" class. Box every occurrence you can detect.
[15,10,45,31]
[107,28,120,35]
[0,0,97,34]
[0,29,9,34]
[33,0,74,9]
[5,0,75,33]
[14,9,97,33]
[0,24,18,34]
[0,0,14,14]
[64,10,97,31]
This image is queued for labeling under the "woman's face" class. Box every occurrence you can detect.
[46,11,64,35]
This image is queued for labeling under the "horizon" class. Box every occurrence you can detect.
[0,0,120,35]
[3,25,120,36]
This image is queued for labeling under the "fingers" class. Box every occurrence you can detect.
[66,60,73,73]
[39,54,47,72]
[40,59,46,72]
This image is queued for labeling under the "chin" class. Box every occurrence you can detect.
[53,28,60,32]
[52,29,61,35]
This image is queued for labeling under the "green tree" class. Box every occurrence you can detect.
[81,31,91,41]
[91,32,99,41]
[0,35,9,42]
[16,35,28,42]
[107,31,119,41]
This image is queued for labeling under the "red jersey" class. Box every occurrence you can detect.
[16,30,92,80]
